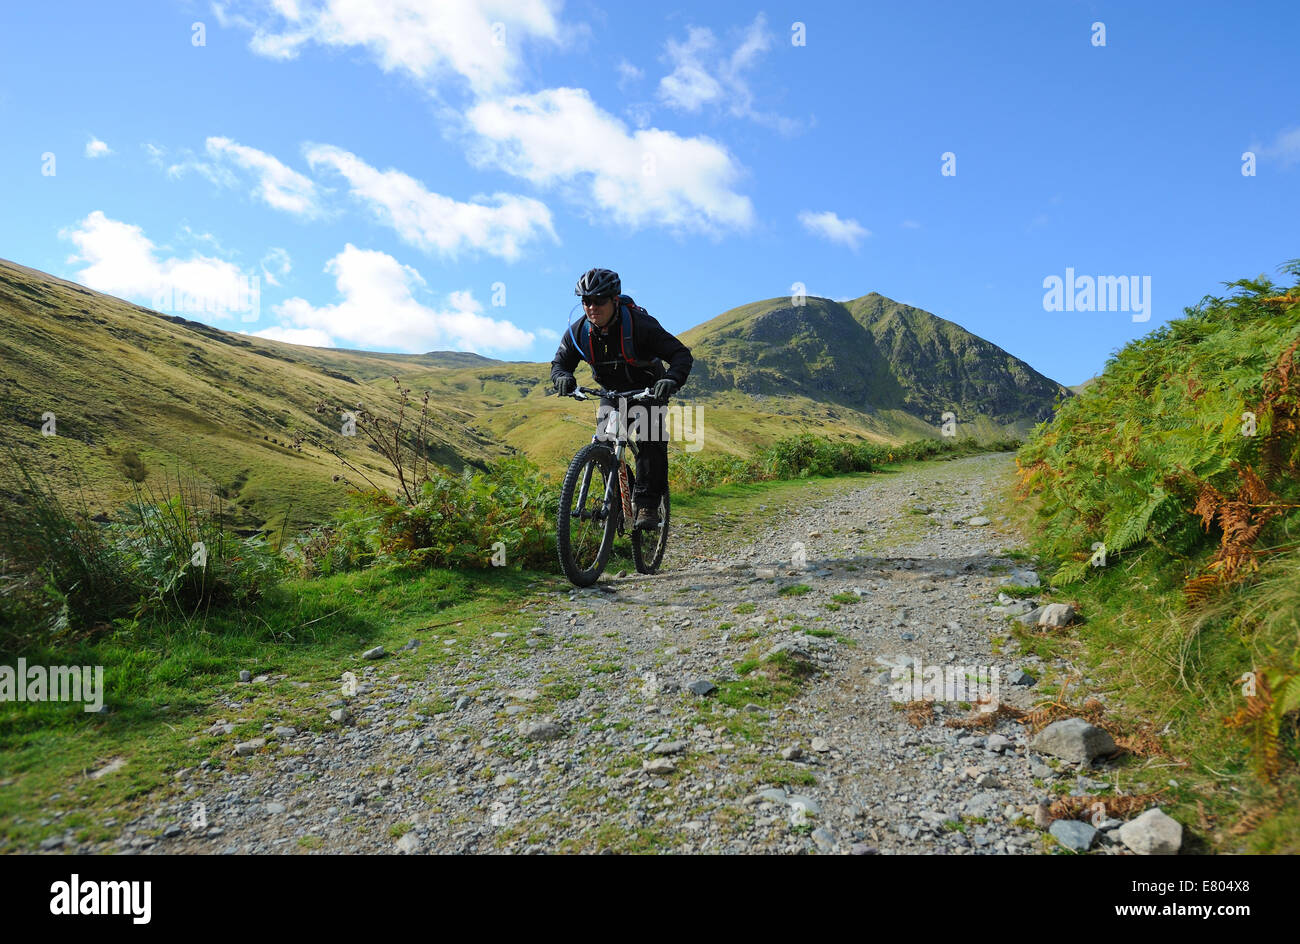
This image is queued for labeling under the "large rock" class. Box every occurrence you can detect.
[1014,606,1047,626]
[986,734,1012,753]
[519,721,563,741]
[1118,808,1183,855]
[1038,604,1076,628]
[1030,718,1116,764]
[1001,569,1041,587]
[1049,818,1097,852]
[232,737,266,756]
[687,679,717,697]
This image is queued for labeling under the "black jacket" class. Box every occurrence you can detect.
[551,303,693,392]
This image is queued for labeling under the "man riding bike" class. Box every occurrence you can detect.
[551,268,693,529]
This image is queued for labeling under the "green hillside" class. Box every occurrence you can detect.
[844,293,1067,429]
[683,293,1069,437]
[0,258,1068,532]
[1013,265,1300,849]
[0,258,502,536]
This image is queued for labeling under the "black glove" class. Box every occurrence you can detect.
[554,374,576,396]
[653,378,678,400]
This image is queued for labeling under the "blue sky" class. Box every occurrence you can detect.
[1,1,1296,386]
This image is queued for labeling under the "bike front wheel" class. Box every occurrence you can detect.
[557,443,618,587]
[631,489,670,574]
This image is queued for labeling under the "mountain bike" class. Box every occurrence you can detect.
[555,385,670,587]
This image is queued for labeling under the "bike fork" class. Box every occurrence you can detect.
[617,461,633,526]
[611,441,634,533]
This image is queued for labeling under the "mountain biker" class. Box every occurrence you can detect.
[551,268,693,529]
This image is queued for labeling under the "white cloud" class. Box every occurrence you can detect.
[616,59,644,90]
[466,87,753,234]
[901,219,921,230]
[205,136,322,217]
[659,27,723,111]
[261,247,292,286]
[212,3,756,237]
[798,210,869,249]
[178,225,237,256]
[214,0,562,97]
[269,243,535,354]
[305,143,555,261]
[85,136,112,158]
[156,137,321,216]
[657,14,799,134]
[151,140,240,189]
[625,101,655,129]
[60,211,256,319]
[1254,126,1300,168]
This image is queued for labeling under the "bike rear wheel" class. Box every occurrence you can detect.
[556,443,618,587]
[631,489,670,574]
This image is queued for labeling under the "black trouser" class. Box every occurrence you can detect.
[598,396,668,505]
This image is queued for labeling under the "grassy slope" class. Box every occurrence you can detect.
[844,292,1070,433]
[1006,273,1300,852]
[1,258,1062,531]
[682,293,1069,438]
[0,259,505,535]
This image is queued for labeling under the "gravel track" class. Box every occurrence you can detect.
[105,452,1111,855]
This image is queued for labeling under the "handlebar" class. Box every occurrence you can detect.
[570,385,661,402]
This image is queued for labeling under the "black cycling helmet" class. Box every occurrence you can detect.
[575,267,620,298]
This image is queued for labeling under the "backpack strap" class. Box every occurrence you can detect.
[616,295,657,368]
[566,296,657,370]
[567,316,595,365]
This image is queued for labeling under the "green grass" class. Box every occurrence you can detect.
[1003,539,1300,848]
[717,650,818,712]
[557,821,686,854]
[0,565,546,852]
[777,584,812,597]
[756,759,818,788]
[1003,265,1300,850]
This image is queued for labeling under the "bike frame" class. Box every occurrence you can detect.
[571,385,656,536]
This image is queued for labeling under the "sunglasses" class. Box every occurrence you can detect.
[581,296,613,307]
